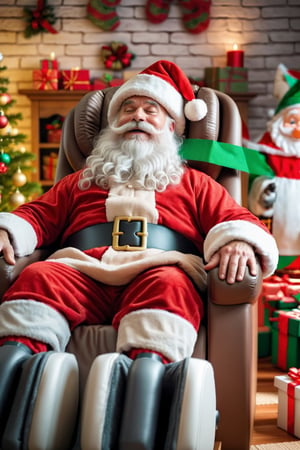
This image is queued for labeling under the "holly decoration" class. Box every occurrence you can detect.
[24,0,58,38]
[101,42,135,71]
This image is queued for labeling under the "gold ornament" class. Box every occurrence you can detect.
[12,168,27,187]
[9,189,25,208]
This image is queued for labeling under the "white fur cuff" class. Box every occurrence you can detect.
[0,213,37,256]
[116,309,198,362]
[203,220,278,278]
[0,300,71,351]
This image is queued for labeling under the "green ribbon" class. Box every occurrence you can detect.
[179,139,275,177]
[277,256,299,270]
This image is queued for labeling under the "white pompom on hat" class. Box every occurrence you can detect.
[107,59,207,136]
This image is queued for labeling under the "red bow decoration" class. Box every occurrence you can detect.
[24,0,57,38]
[288,367,300,384]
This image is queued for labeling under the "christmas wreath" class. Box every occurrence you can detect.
[24,0,58,38]
[100,42,135,71]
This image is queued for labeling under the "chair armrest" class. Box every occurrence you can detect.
[207,262,262,306]
[0,249,52,300]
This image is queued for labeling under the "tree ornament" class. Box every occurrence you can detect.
[0,152,11,165]
[87,0,121,31]
[9,189,26,208]
[12,168,27,187]
[0,162,8,174]
[0,93,12,106]
[101,42,135,71]
[23,0,58,38]
[0,111,8,129]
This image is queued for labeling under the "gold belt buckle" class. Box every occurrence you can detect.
[112,216,148,251]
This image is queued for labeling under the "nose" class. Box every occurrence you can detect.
[133,107,146,121]
[292,127,300,139]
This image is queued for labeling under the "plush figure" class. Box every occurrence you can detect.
[273,63,300,102]
[244,80,300,271]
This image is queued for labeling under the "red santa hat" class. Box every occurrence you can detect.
[107,60,207,135]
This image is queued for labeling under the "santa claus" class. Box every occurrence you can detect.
[0,60,278,440]
[245,80,300,262]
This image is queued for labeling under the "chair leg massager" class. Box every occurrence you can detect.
[0,343,217,450]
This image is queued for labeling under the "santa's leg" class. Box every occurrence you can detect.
[114,265,204,362]
[0,260,121,447]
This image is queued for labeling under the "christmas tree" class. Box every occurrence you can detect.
[0,53,42,211]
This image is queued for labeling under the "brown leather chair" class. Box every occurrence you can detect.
[0,86,261,450]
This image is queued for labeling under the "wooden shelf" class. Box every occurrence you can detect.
[19,89,90,189]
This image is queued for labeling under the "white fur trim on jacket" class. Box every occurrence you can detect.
[116,309,198,362]
[0,213,37,256]
[47,247,208,291]
[0,300,71,352]
[203,220,278,278]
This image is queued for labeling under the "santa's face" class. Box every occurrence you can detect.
[116,96,175,141]
[269,106,300,156]
[282,107,300,139]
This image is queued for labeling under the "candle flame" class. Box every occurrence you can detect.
[50,52,56,60]
[233,43,238,51]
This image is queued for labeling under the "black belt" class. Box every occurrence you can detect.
[63,216,199,255]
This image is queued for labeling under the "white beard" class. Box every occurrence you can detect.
[79,119,184,192]
[268,113,300,157]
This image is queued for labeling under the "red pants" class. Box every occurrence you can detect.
[1,261,204,357]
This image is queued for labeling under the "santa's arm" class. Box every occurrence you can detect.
[203,219,278,279]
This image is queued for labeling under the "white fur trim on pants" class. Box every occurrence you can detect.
[203,219,278,278]
[0,300,71,352]
[116,309,198,362]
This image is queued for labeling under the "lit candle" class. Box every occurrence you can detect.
[227,44,244,68]
[50,52,56,60]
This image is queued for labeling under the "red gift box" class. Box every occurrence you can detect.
[61,69,90,91]
[32,69,58,90]
[92,79,108,90]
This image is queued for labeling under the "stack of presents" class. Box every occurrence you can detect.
[258,274,300,438]
[32,57,123,91]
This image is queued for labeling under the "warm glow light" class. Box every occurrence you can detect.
[233,43,238,51]
[50,52,56,60]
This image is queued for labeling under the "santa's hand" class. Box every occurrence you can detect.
[0,229,15,265]
[204,240,257,284]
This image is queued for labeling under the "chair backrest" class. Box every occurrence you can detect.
[56,85,242,202]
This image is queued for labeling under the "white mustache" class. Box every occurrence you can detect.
[110,121,163,136]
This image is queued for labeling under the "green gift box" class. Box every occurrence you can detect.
[204,67,248,94]
[258,325,272,358]
[271,309,300,370]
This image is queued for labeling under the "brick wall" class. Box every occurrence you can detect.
[0,0,300,149]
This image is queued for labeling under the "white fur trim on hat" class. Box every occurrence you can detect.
[203,219,278,278]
